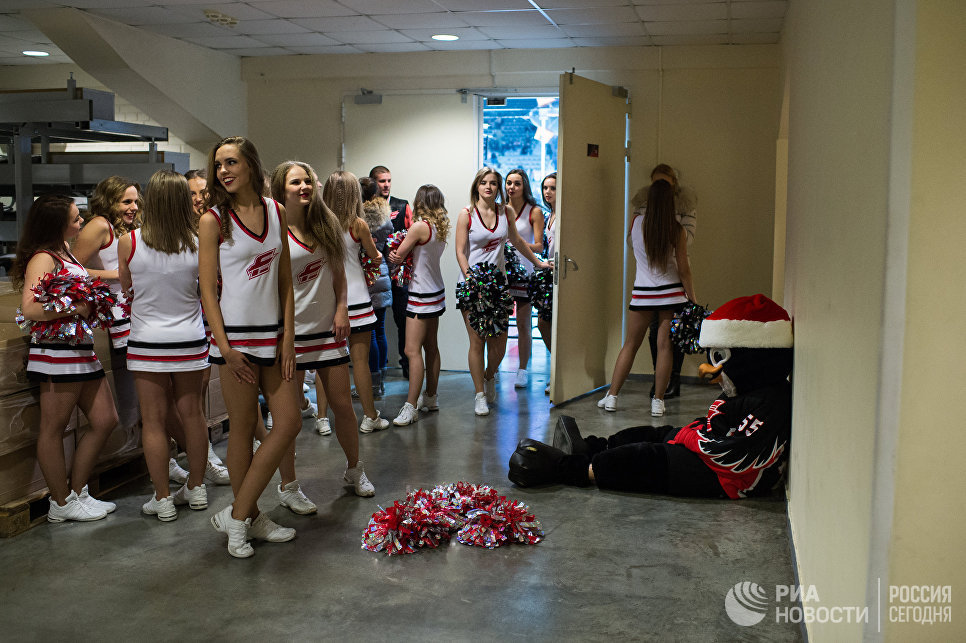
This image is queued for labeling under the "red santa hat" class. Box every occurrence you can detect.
[699,294,793,349]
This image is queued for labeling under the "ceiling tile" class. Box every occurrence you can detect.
[634,3,727,22]
[727,31,780,44]
[253,32,341,46]
[650,33,729,45]
[731,1,787,20]
[0,15,36,31]
[184,34,267,48]
[221,46,292,56]
[325,29,414,44]
[0,0,59,9]
[369,12,470,29]
[353,41,432,53]
[338,0,443,13]
[398,27,490,41]
[426,39,504,50]
[88,6,193,25]
[249,0,359,19]
[632,0,719,4]
[646,19,726,35]
[559,22,646,38]
[234,19,310,35]
[142,22,235,38]
[544,6,640,25]
[457,10,551,27]
[286,44,363,54]
[477,24,565,39]
[3,30,54,44]
[435,0,532,10]
[572,35,654,47]
[163,3,277,20]
[539,0,631,7]
[296,15,387,31]
[494,38,574,49]
[730,18,783,32]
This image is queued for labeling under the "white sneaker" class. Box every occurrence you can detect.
[484,376,497,403]
[315,416,331,436]
[514,368,528,388]
[173,483,208,510]
[79,485,116,514]
[142,495,178,522]
[393,402,418,426]
[265,412,273,429]
[417,393,438,412]
[252,439,261,454]
[474,392,489,416]
[301,400,318,418]
[47,491,107,523]
[304,369,316,384]
[168,458,188,485]
[651,397,665,417]
[359,411,389,433]
[597,394,617,412]
[278,480,317,515]
[211,505,253,558]
[302,382,310,393]
[207,442,225,467]
[204,460,231,485]
[249,512,296,542]
[343,462,375,497]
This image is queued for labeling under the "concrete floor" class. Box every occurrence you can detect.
[0,351,802,642]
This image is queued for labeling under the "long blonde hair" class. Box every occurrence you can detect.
[270,161,345,265]
[140,170,198,254]
[204,136,267,243]
[89,175,141,235]
[413,184,450,240]
[322,170,365,232]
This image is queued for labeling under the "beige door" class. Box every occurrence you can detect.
[550,73,629,403]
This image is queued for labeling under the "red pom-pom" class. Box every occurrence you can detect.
[15,270,121,344]
[386,231,414,287]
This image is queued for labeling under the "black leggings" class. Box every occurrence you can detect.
[592,425,726,498]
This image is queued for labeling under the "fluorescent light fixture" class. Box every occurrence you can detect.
[432,34,459,41]
[22,50,50,57]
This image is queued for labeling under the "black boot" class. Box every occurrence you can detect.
[509,439,590,487]
[552,415,588,455]
[664,373,681,399]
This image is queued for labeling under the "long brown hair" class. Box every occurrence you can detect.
[11,194,75,291]
[270,161,345,265]
[469,167,504,205]
[413,184,450,241]
[505,168,538,208]
[89,175,141,235]
[322,170,365,232]
[642,179,681,273]
[140,170,198,254]
[204,136,267,243]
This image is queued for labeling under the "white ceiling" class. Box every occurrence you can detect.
[0,0,786,66]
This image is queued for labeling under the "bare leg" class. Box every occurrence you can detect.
[484,332,509,381]
[537,317,552,352]
[36,381,84,504]
[275,372,303,487]
[404,316,429,405]
[462,311,486,394]
[423,318,441,398]
[516,302,532,370]
[169,370,208,489]
[653,311,675,401]
[349,332,377,420]
[71,377,119,495]
[134,372,176,499]
[607,310,654,396]
[318,363,358,467]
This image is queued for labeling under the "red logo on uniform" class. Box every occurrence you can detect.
[246,248,280,279]
[296,258,325,284]
[482,238,502,253]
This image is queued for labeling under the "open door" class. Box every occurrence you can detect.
[550,73,629,402]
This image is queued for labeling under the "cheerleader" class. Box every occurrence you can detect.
[389,185,450,426]
[598,179,696,417]
[321,171,389,433]
[185,169,208,217]
[118,171,210,521]
[72,175,139,351]
[537,173,556,394]
[199,136,300,558]
[504,169,544,390]
[455,167,550,416]
[270,161,374,499]
[11,195,119,522]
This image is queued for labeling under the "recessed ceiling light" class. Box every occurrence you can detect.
[22,50,50,57]
[432,34,459,41]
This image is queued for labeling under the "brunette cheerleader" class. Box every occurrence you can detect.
[455,168,550,416]
[12,195,119,522]
[389,185,450,426]
[199,136,301,558]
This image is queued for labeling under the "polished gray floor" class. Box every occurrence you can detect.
[0,351,802,642]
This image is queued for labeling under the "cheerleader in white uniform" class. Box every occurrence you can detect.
[504,169,545,390]
[321,171,390,434]
[12,195,119,522]
[199,136,300,558]
[117,171,211,521]
[537,173,556,394]
[455,167,550,417]
[270,161,374,499]
[598,179,696,417]
[389,185,450,426]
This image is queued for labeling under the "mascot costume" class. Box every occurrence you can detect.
[508,294,793,499]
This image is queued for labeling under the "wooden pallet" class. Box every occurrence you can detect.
[0,450,148,538]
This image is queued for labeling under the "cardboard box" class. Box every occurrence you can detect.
[0,388,41,457]
[205,367,227,425]
[0,424,74,506]
[76,368,141,464]
[0,324,31,400]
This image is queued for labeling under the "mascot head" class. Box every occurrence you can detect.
[699,294,793,396]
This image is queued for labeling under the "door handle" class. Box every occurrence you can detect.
[557,254,579,281]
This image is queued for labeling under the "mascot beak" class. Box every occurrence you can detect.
[698,362,723,384]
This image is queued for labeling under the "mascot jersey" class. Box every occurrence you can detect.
[669,380,791,499]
